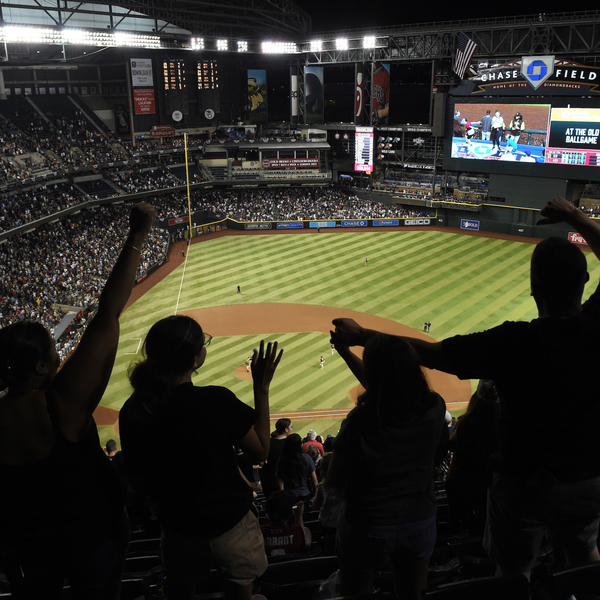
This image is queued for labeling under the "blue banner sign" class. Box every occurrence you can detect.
[309,221,336,228]
[460,219,480,231]
[341,220,368,227]
[373,219,400,226]
[277,222,303,229]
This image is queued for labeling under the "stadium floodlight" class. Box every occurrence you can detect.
[216,39,228,51]
[0,25,161,48]
[363,36,376,48]
[237,40,248,52]
[1,26,61,44]
[310,40,323,52]
[114,32,160,48]
[335,38,348,51]
[261,41,297,54]
[191,37,204,50]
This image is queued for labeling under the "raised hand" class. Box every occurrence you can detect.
[251,340,283,391]
[537,196,578,226]
[129,202,157,238]
[331,318,367,347]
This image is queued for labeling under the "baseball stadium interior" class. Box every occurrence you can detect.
[1,1,600,598]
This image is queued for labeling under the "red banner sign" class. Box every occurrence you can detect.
[133,89,156,115]
[569,232,588,245]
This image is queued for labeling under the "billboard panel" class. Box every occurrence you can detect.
[355,126,374,172]
[305,66,324,124]
[130,58,153,87]
[133,89,156,115]
[248,69,268,124]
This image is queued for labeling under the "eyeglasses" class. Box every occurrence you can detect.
[203,334,212,347]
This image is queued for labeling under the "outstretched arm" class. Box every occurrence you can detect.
[538,196,600,262]
[239,340,283,462]
[331,318,444,370]
[53,203,156,440]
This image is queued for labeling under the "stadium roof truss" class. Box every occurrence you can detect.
[303,12,600,66]
[0,0,312,40]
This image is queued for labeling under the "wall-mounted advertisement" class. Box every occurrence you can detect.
[355,126,374,172]
[130,58,155,116]
[133,89,156,115]
[247,69,268,123]
[130,58,154,87]
[372,63,390,126]
[305,66,324,124]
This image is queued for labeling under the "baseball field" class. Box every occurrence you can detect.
[95,225,600,448]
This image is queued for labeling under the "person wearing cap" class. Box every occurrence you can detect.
[260,491,312,556]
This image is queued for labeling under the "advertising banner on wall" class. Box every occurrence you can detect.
[262,158,319,168]
[372,63,390,125]
[130,58,154,87]
[133,89,156,115]
[291,73,299,118]
[248,69,268,123]
[305,66,324,124]
[356,63,363,123]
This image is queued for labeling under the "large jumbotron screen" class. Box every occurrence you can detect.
[447,99,600,181]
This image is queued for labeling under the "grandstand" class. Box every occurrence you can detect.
[1,1,600,599]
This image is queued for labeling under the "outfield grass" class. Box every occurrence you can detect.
[98,229,600,447]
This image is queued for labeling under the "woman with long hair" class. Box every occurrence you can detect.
[328,331,447,599]
[0,203,156,599]
[277,433,318,503]
[119,316,282,600]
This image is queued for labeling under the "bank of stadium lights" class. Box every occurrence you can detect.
[363,36,376,48]
[0,25,161,48]
[310,40,323,52]
[216,39,228,51]
[261,41,297,53]
[237,41,248,52]
[191,38,204,50]
[335,38,349,51]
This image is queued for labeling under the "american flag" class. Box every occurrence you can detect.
[453,33,477,80]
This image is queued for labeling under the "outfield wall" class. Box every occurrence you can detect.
[172,211,580,243]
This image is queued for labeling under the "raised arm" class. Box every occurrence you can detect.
[330,329,366,387]
[53,203,156,440]
[239,340,283,462]
[538,196,600,262]
[331,318,444,370]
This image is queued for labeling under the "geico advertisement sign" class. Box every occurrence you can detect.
[405,219,431,226]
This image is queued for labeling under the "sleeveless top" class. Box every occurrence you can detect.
[0,394,126,559]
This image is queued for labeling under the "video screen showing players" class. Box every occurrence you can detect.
[450,102,550,164]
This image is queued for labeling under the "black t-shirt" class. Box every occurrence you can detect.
[120,383,256,537]
[441,282,600,480]
[261,437,286,497]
